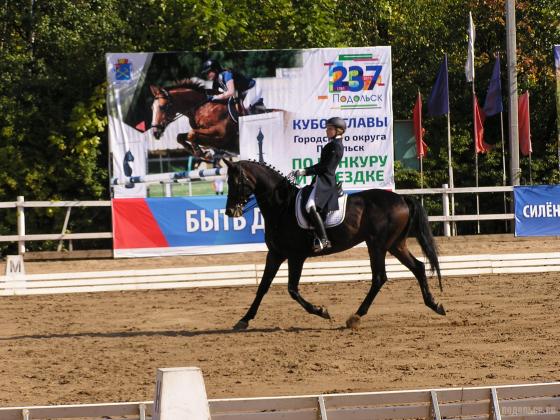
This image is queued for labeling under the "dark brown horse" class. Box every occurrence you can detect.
[150,82,239,157]
[224,160,446,330]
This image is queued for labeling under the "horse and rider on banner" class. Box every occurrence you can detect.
[150,59,269,160]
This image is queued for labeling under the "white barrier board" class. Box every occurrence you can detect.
[153,367,210,420]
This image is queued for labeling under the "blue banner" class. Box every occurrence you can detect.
[112,196,266,257]
[147,196,264,246]
[514,185,560,236]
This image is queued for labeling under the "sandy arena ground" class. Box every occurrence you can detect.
[1,234,559,407]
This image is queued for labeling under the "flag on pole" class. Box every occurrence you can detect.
[413,92,427,158]
[465,12,475,82]
[518,91,532,156]
[474,96,490,153]
[427,55,449,116]
[483,56,503,116]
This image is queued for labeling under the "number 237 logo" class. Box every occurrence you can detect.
[330,64,382,92]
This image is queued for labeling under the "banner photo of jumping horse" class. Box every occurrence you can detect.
[106,47,393,257]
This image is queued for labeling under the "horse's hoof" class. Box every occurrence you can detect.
[346,314,361,329]
[233,320,249,330]
[436,304,446,316]
[319,307,331,320]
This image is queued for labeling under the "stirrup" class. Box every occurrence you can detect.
[313,237,331,253]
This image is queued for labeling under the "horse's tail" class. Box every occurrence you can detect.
[404,196,443,292]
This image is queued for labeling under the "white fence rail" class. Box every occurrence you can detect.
[1,382,559,419]
[0,197,112,254]
[2,252,559,296]
[0,185,515,254]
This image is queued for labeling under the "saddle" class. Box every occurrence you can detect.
[227,98,252,123]
[295,185,348,230]
[228,98,268,122]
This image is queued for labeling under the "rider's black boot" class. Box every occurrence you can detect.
[308,207,331,252]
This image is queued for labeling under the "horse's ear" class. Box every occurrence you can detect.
[149,85,159,96]
[223,159,233,168]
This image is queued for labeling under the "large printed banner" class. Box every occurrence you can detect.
[112,197,266,257]
[107,47,393,256]
[514,185,560,237]
[106,47,394,197]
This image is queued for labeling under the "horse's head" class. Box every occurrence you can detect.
[150,85,174,140]
[224,160,256,218]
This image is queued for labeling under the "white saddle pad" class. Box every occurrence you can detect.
[295,190,348,230]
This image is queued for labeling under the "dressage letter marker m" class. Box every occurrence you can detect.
[5,255,25,276]
[152,367,211,420]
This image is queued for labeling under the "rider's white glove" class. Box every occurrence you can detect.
[291,169,306,177]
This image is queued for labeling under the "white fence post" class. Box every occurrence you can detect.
[442,185,451,237]
[164,183,172,198]
[57,207,72,252]
[17,196,26,255]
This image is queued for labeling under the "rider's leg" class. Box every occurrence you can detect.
[308,206,331,252]
[305,186,330,252]
[237,91,248,116]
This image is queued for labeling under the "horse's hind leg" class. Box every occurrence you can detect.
[390,241,446,316]
[287,257,331,320]
[234,250,285,330]
[347,241,388,329]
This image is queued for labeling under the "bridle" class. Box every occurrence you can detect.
[229,168,258,215]
[152,88,182,131]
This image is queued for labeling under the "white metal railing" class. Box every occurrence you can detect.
[1,382,559,419]
[0,185,515,254]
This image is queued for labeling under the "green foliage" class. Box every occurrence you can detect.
[0,0,559,248]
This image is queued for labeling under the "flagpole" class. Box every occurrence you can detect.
[493,52,508,231]
[420,156,424,206]
[447,112,455,235]
[420,157,423,188]
[528,152,532,184]
[506,0,520,185]
[417,90,424,202]
[472,80,481,234]
[427,54,453,233]
[500,111,508,231]
[414,90,426,207]
[467,11,480,234]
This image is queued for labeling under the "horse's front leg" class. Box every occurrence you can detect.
[287,257,331,320]
[187,127,227,148]
[233,251,285,330]
[176,133,197,155]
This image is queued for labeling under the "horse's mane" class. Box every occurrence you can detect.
[168,79,207,94]
[240,160,298,210]
[243,160,298,188]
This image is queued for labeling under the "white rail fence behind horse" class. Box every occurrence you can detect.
[1,382,559,419]
[0,185,515,254]
[2,252,560,296]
